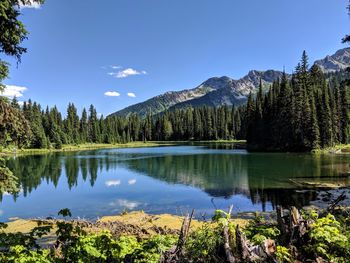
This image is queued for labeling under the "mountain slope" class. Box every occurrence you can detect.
[112,84,215,118]
[170,70,284,110]
[111,70,283,118]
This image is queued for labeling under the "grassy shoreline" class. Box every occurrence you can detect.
[0,142,177,156]
[0,140,246,156]
[1,141,348,157]
[313,144,350,154]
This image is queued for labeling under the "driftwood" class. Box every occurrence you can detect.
[276,206,288,241]
[222,205,235,263]
[162,210,194,263]
[276,206,310,247]
[223,226,236,263]
[327,191,346,213]
[235,225,252,262]
[250,239,277,263]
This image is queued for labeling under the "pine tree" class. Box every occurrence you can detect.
[319,83,334,147]
[246,92,256,145]
[339,84,350,143]
[80,108,88,143]
[88,104,99,143]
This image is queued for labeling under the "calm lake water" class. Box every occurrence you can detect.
[1,145,350,221]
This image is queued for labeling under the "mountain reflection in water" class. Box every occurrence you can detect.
[2,146,350,220]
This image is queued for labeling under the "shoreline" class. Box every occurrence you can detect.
[1,141,349,157]
[312,144,350,154]
[0,140,246,157]
[0,142,176,157]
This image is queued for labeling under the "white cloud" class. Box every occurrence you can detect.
[127,92,136,98]
[104,91,120,97]
[105,180,121,187]
[108,68,147,79]
[1,85,27,98]
[128,179,137,185]
[111,65,122,69]
[19,0,41,9]
[109,199,139,210]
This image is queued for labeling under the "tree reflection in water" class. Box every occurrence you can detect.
[4,147,350,211]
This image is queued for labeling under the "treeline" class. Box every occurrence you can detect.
[0,98,246,149]
[246,51,350,151]
[0,52,349,151]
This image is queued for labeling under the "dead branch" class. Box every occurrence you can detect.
[223,225,236,263]
[327,191,346,213]
[162,209,194,263]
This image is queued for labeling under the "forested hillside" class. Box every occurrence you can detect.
[246,52,350,151]
[0,98,246,149]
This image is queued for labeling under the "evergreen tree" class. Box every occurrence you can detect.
[80,108,88,143]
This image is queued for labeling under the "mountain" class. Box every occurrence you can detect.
[169,70,284,110]
[110,70,284,118]
[113,83,216,118]
[314,47,350,73]
[110,48,350,118]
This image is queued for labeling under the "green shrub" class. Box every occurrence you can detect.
[243,213,280,245]
[307,214,349,261]
[185,224,224,262]
[125,235,177,263]
[115,235,140,259]
[276,245,292,263]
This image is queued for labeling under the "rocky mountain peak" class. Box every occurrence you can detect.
[201,76,234,90]
[314,47,350,73]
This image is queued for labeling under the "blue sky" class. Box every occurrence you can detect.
[2,0,349,115]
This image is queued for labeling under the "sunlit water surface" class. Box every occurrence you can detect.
[1,145,350,221]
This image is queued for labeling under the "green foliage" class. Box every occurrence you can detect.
[4,245,51,263]
[0,157,19,196]
[307,214,349,260]
[212,209,231,227]
[0,207,176,263]
[275,246,292,263]
[243,213,280,245]
[0,98,31,148]
[0,0,45,85]
[115,236,140,259]
[60,231,120,263]
[126,235,177,263]
[301,209,319,221]
[0,208,350,262]
[185,223,224,262]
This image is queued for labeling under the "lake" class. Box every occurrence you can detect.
[1,145,350,221]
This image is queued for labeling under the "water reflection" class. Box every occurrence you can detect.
[3,146,350,217]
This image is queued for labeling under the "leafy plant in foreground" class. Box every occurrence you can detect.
[306,214,349,261]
